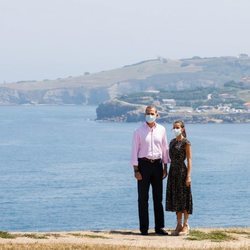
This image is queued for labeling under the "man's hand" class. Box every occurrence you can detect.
[133,165,142,180]
[134,172,142,180]
[162,168,168,179]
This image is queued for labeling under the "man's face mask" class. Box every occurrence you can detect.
[145,114,156,123]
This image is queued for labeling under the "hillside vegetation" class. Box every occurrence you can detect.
[96,81,250,123]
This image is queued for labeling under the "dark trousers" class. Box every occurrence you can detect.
[137,159,164,232]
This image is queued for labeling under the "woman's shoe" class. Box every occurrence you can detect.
[178,223,190,236]
[171,223,183,236]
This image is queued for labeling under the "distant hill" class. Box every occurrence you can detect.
[1,55,250,105]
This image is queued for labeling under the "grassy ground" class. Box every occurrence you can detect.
[187,230,237,242]
[0,245,249,250]
[0,228,249,250]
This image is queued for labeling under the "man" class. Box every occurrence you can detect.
[131,105,170,236]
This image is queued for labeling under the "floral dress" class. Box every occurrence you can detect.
[166,138,193,214]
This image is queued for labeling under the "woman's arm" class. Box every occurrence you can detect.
[186,143,192,187]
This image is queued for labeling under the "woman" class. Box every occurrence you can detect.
[166,120,193,236]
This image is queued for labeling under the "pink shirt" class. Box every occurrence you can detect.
[131,122,170,166]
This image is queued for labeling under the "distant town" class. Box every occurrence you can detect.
[96,80,250,123]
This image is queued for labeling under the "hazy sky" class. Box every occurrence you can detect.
[1,0,250,82]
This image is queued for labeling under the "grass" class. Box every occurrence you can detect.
[69,233,109,239]
[82,234,109,239]
[187,230,236,242]
[0,244,249,250]
[22,233,48,239]
[0,231,64,240]
[224,229,250,235]
[44,233,62,238]
[0,231,16,239]
[0,228,249,249]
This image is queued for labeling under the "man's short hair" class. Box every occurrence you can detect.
[145,105,157,113]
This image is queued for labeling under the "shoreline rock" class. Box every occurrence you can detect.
[96,100,250,123]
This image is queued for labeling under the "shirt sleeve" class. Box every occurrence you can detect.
[162,128,171,164]
[131,130,139,166]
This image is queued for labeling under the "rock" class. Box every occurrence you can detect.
[96,99,145,121]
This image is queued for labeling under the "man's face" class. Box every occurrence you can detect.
[145,107,157,124]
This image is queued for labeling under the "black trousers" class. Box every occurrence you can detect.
[137,158,164,232]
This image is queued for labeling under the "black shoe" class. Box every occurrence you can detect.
[140,231,148,236]
[155,228,168,235]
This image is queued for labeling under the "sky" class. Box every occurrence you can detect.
[1,0,250,82]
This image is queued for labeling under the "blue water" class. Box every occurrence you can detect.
[0,106,249,231]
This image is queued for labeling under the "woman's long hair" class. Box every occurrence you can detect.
[173,120,187,138]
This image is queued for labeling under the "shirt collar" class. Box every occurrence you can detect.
[144,122,157,129]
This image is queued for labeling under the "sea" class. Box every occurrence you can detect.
[0,105,249,232]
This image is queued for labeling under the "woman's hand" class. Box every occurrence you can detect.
[186,176,191,187]
[162,169,168,179]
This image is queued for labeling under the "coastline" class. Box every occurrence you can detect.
[0,228,249,250]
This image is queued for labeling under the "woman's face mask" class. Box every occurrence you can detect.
[173,128,182,137]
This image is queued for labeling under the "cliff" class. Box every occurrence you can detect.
[1,55,250,105]
[96,99,146,122]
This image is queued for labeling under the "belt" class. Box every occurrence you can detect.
[139,157,161,163]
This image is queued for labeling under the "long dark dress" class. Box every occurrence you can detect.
[166,138,193,214]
